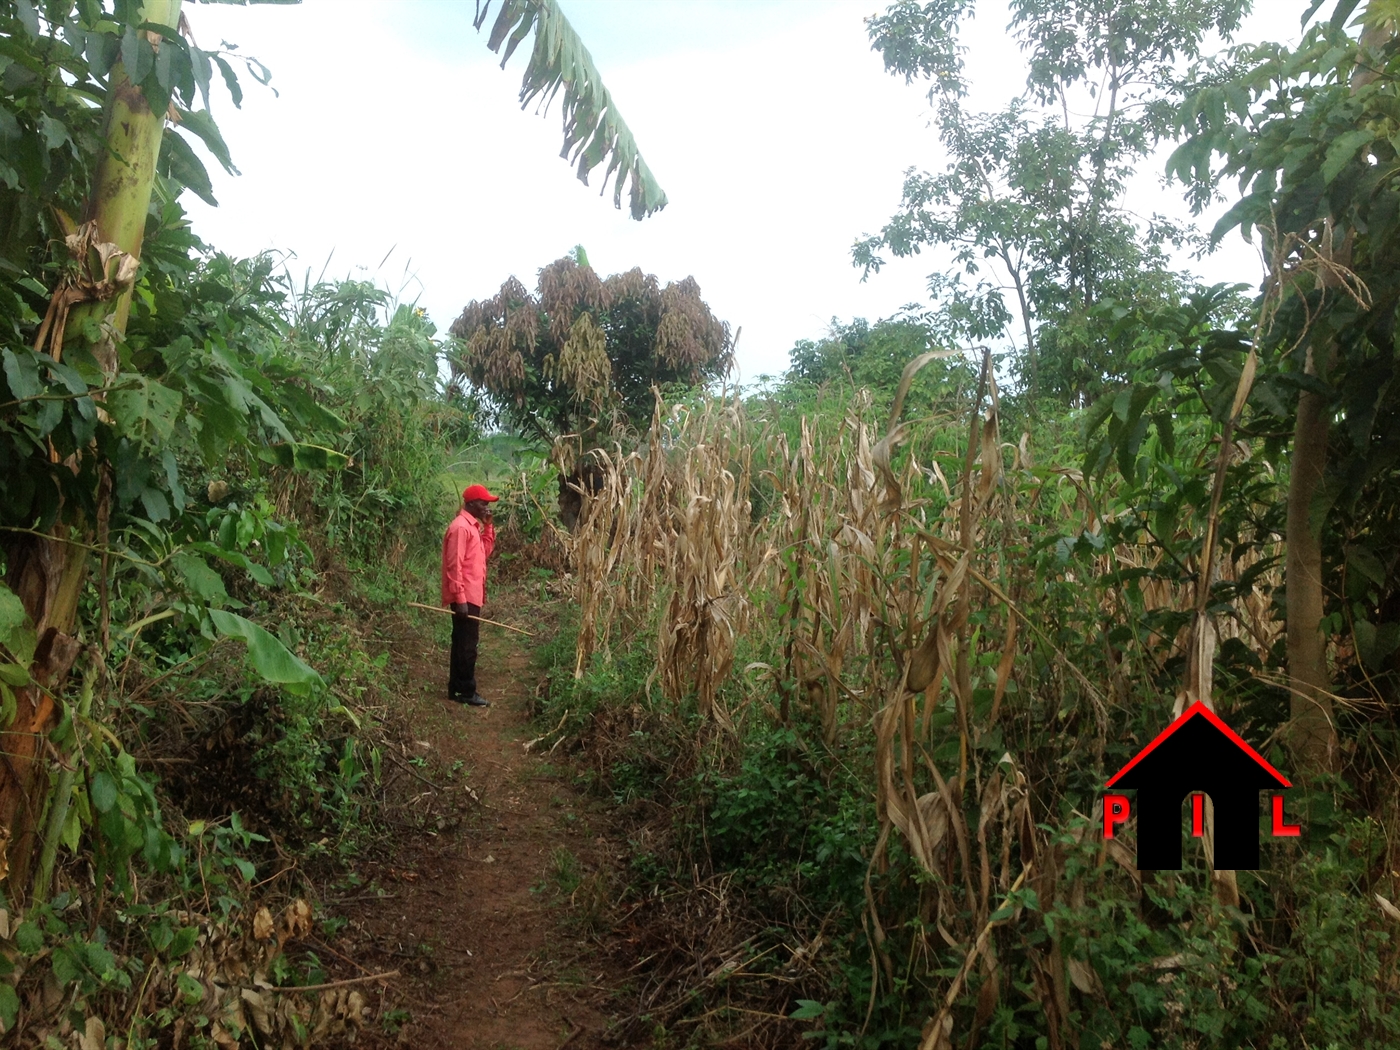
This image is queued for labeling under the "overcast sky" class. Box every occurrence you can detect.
[179,0,1291,384]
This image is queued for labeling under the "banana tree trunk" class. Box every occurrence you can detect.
[0,0,181,901]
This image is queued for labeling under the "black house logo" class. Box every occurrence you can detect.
[1103,702,1300,870]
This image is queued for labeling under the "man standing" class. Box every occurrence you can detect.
[442,484,498,707]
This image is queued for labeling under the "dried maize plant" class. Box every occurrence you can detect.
[657,397,754,724]
[568,444,641,675]
[835,353,1060,1050]
[565,395,681,673]
[767,400,899,744]
[611,398,701,641]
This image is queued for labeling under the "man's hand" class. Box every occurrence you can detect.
[451,603,472,620]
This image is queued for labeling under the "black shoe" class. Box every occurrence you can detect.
[463,693,490,708]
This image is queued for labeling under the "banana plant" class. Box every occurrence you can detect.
[475,0,668,219]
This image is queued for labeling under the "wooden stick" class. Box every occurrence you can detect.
[281,970,400,993]
[406,602,538,637]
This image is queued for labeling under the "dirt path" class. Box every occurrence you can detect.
[344,590,628,1050]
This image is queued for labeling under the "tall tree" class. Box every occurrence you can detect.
[854,0,1248,405]
[449,253,732,448]
[1172,0,1400,771]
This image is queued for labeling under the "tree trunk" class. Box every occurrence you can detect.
[0,0,181,901]
[1285,344,1337,772]
[1281,13,1390,775]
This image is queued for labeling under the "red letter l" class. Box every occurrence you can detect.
[1271,795,1301,837]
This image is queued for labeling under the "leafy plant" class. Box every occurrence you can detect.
[449,253,733,450]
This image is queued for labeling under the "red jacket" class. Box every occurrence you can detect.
[441,509,495,606]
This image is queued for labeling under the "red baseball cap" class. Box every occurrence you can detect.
[462,484,499,503]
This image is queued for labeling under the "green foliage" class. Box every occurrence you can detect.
[698,722,873,915]
[0,0,247,278]
[1172,5,1400,720]
[784,314,980,413]
[857,0,1248,404]
[474,0,667,219]
[280,275,474,560]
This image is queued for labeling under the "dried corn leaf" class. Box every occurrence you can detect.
[1066,957,1101,996]
[1376,894,1400,923]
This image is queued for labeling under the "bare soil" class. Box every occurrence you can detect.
[336,589,635,1050]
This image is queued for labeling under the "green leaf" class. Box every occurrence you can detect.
[212,53,243,108]
[120,25,139,79]
[173,551,228,604]
[1346,545,1386,585]
[790,1000,826,1020]
[0,583,36,667]
[160,130,218,206]
[259,442,350,471]
[86,30,118,78]
[174,107,239,176]
[37,114,71,153]
[1355,620,1400,670]
[478,0,666,219]
[0,584,29,639]
[2,348,41,400]
[13,921,42,954]
[60,797,82,852]
[163,449,187,513]
[0,982,17,1033]
[108,376,183,445]
[51,945,80,987]
[191,542,274,586]
[14,0,38,38]
[176,972,204,1003]
[208,609,323,694]
[153,30,175,90]
[140,485,171,523]
[90,771,117,814]
[191,47,213,111]
[1152,409,1175,457]
[168,925,198,958]
[1321,129,1373,185]
[1331,0,1364,30]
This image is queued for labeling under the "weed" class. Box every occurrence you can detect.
[381,1008,412,1034]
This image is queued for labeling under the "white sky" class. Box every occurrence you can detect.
[179,0,1294,385]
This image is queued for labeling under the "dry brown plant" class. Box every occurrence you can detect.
[560,334,1303,1046]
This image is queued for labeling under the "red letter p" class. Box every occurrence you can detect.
[1103,794,1131,839]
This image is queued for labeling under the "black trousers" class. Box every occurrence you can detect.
[448,603,481,699]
